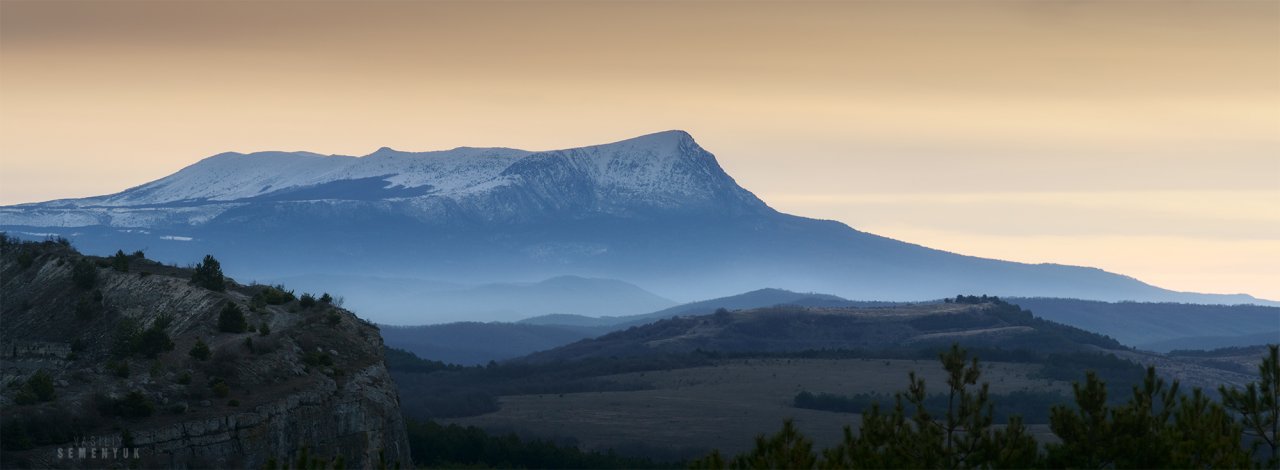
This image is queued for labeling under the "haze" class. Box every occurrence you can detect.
[1,1,1276,299]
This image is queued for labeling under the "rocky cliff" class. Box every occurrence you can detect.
[0,235,410,468]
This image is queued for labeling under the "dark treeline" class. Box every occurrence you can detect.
[405,419,664,468]
[694,344,1280,469]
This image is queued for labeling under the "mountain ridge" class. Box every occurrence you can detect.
[2,130,1271,315]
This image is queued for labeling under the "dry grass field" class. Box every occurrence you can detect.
[443,358,1069,458]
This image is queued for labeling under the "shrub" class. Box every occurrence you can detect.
[228,399,240,407]
[71,259,97,289]
[211,381,230,398]
[13,389,38,405]
[253,285,295,306]
[135,324,175,359]
[131,250,145,259]
[177,371,192,385]
[209,346,242,379]
[25,371,55,402]
[299,293,317,310]
[319,293,333,304]
[111,317,174,359]
[303,351,334,368]
[190,254,225,292]
[218,303,247,333]
[243,337,254,354]
[189,339,211,361]
[74,295,100,320]
[110,250,130,272]
[108,360,130,378]
[259,323,271,336]
[16,250,34,269]
[326,312,342,326]
[102,391,153,418]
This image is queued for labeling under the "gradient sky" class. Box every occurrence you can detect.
[1,1,1277,299]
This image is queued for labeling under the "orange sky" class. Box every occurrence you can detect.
[1,1,1277,299]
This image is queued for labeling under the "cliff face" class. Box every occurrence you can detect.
[0,237,410,468]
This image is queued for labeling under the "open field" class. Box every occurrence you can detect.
[443,358,1068,458]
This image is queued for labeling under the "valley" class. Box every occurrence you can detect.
[441,357,1068,459]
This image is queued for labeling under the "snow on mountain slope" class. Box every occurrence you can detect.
[68,146,534,208]
[100,151,354,206]
[503,130,754,209]
[20,131,732,208]
[2,130,762,227]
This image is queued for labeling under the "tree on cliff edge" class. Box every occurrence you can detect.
[191,254,225,292]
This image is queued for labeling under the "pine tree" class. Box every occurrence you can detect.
[111,249,130,272]
[1220,344,1280,467]
[189,339,211,361]
[191,254,225,292]
[730,419,816,469]
[218,303,247,333]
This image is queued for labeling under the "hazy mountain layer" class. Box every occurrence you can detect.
[2,131,1268,324]
[266,274,676,324]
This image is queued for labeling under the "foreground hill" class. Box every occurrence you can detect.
[1,131,1266,323]
[0,236,410,468]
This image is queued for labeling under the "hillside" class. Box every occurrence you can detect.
[0,236,410,468]
[519,288,891,329]
[1,131,1267,326]
[519,291,1280,352]
[520,298,1126,363]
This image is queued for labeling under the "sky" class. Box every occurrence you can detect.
[1,1,1277,299]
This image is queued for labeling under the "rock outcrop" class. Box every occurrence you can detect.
[0,236,410,468]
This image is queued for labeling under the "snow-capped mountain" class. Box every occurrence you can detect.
[1,131,1268,316]
[7,131,765,227]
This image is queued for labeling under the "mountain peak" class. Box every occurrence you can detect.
[597,130,696,153]
[369,146,400,156]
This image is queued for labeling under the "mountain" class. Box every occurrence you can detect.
[2,131,1269,324]
[265,274,676,324]
[0,236,410,468]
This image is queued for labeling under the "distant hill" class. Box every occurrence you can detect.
[379,322,595,365]
[520,290,1280,353]
[269,274,676,324]
[521,288,898,329]
[1005,298,1280,351]
[1135,332,1280,353]
[520,299,1126,363]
